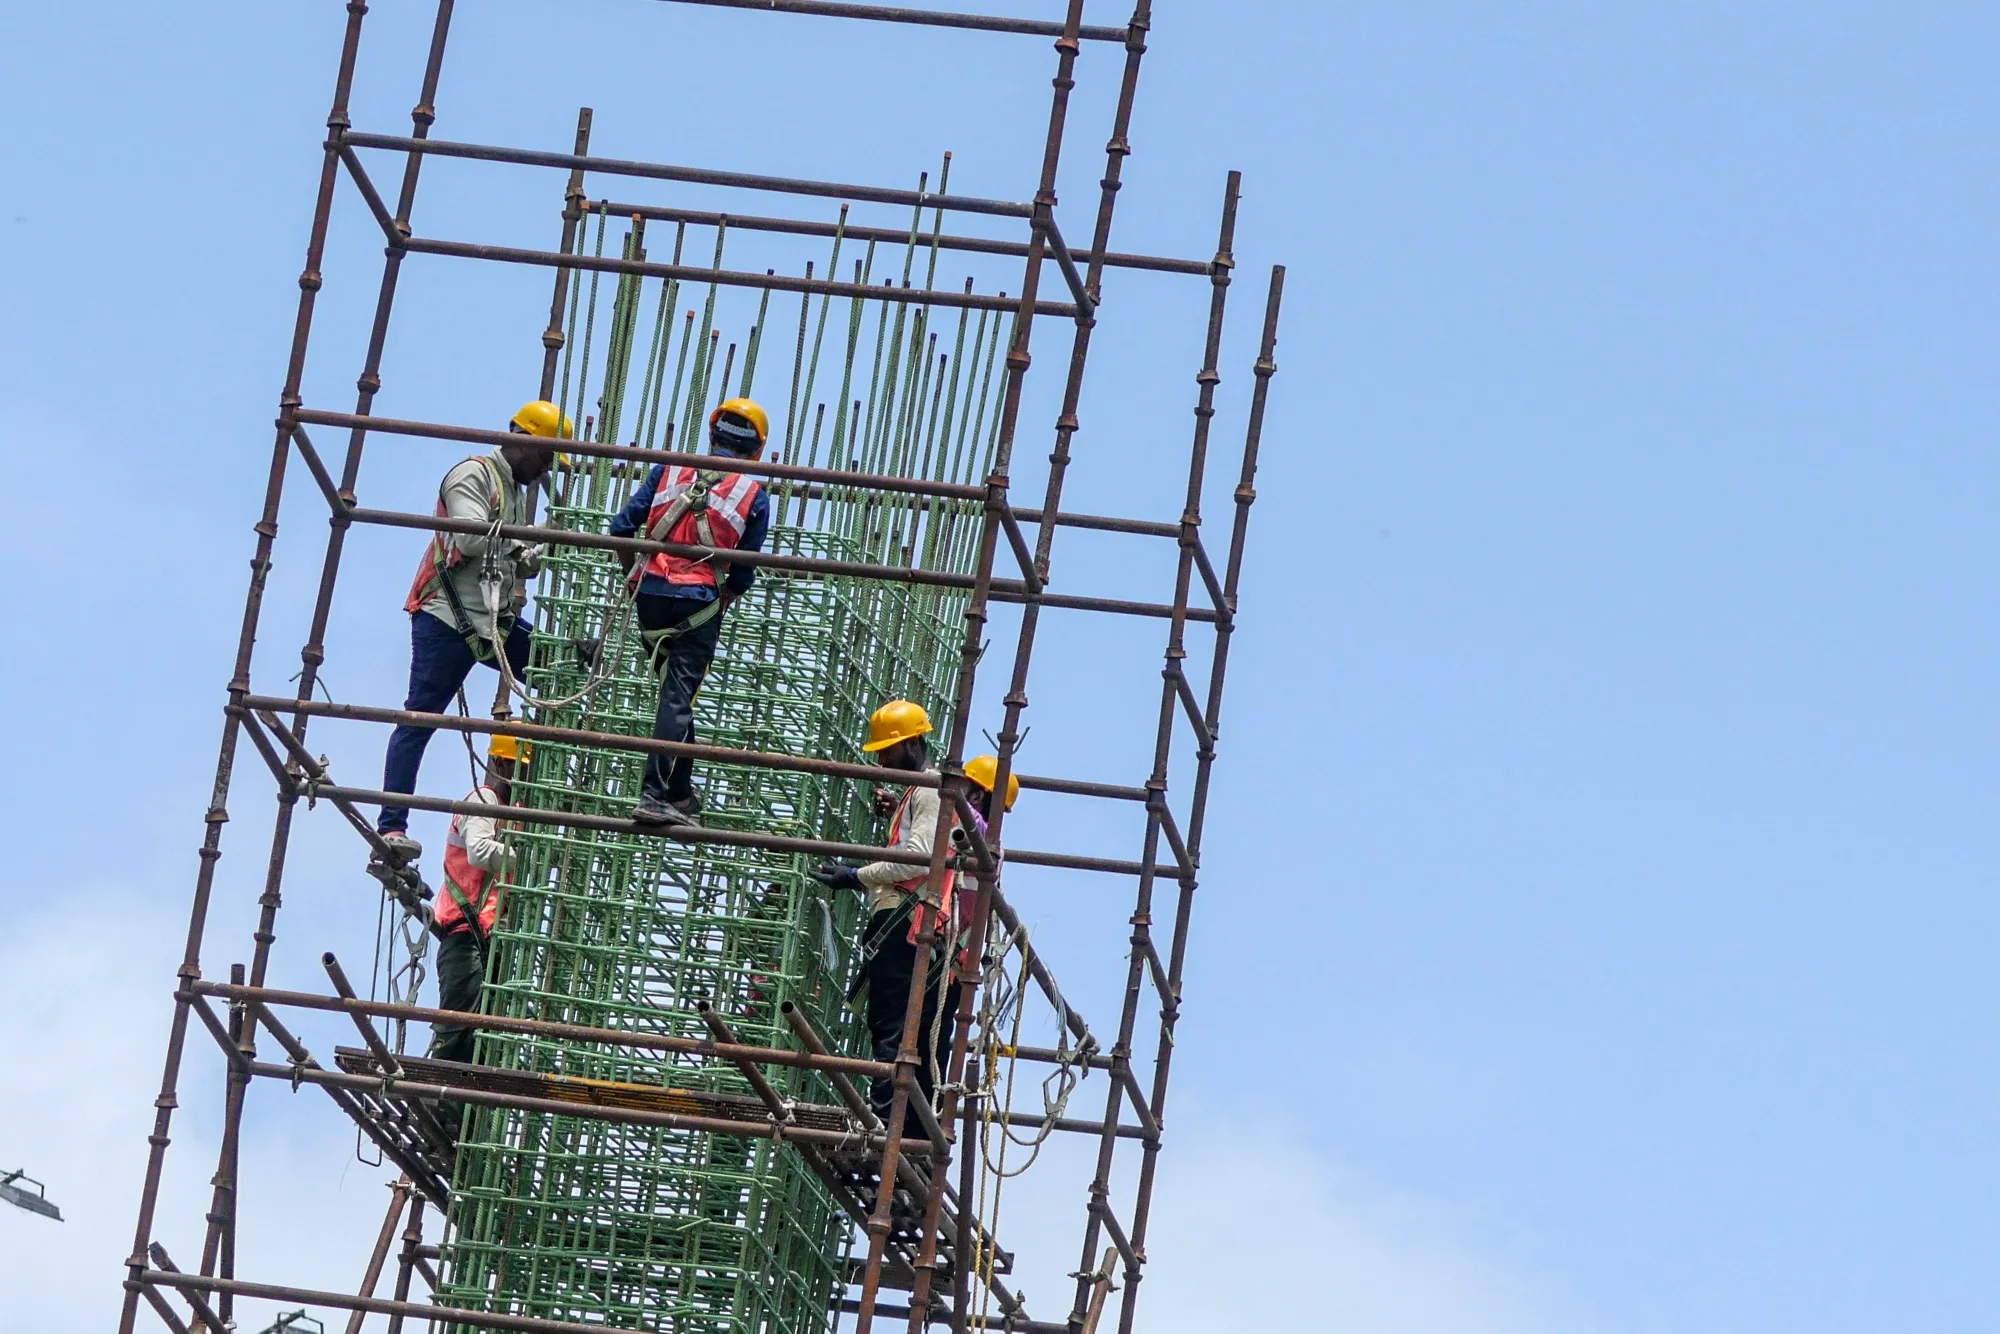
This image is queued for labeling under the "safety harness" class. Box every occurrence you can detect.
[635,467,731,675]
[409,455,518,663]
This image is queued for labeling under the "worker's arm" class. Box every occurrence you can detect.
[722,487,771,599]
[609,464,664,539]
[610,464,665,577]
[856,784,940,890]
[461,790,511,874]
[440,458,502,561]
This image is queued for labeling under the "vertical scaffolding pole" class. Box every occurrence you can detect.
[852,4,1087,1329]
[186,6,463,1313]
[116,6,374,1332]
[1062,168,1240,1334]
[1111,266,1284,1334]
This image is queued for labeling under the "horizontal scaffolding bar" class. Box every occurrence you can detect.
[249,697,1122,809]
[650,0,1128,42]
[593,200,1210,277]
[398,234,1076,318]
[245,1058,893,1148]
[294,409,986,501]
[193,980,893,1080]
[293,411,1203,547]
[134,1273,695,1334]
[313,782,952,868]
[251,696,941,789]
[340,506,1214,622]
[346,132,1036,218]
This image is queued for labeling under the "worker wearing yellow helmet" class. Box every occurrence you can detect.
[609,397,774,827]
[376,401,570,866]
[809,699,967,1126]
[431,733,531,1065]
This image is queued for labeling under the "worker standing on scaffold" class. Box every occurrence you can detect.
[430,733,528,1066]
[608,398,772,828]
[809,699,983,1127]
[376,401,567,866]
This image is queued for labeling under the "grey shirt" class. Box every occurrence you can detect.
[416,452,541,642]
[857,773,944,915]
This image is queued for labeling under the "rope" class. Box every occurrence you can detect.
[477,514,639,713]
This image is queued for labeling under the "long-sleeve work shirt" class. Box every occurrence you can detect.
[857,772,943,916]
[608,461,771,602]
[416,451,540,641]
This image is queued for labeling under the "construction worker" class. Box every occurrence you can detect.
[377,400,568,862]
[608,398,772,827]
[430,734,527,1065]
[809,699,961,1125]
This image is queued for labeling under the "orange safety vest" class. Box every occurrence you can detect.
[632,466,762,590]
[404,454,513,616]
[885,787,958,950]
[436,786,505,938]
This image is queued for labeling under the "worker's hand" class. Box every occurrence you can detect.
[808,861,862,892]
[508,541,545,574]
[871,786,899,819]
[619,548,640,578]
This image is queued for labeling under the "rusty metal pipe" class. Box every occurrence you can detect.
[345,1180,412,1334]
[651,0,1126,41]
[197,978,893,1080]
[592,199,1206,275]
[346,131,1037,217]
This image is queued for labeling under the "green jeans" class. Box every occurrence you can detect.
[431,928,484,1065]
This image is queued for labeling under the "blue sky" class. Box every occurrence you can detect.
[2,3,1995,1331]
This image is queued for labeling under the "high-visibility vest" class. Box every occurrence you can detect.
[437,786,504,937]
[404,454,514,615]
[885,787,957,949]
[633,466,761,590]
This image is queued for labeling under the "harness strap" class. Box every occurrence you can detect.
[441,875,490,959]
[638,597,726,675]
[419,456,514,662]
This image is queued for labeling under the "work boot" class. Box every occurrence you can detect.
[378,832,423,863]
[632,794,696,828]
[667,792,704,824]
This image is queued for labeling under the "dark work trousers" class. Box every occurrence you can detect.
[431,927,484,1065]
[379,611,532,834]
[636,592,724,803]
[863,907,961,1129]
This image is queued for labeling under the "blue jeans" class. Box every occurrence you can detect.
[378,611,531,834]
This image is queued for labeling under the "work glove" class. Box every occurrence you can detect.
[808,861,862,892]
[871,786,899,820]
[507,541,545,575]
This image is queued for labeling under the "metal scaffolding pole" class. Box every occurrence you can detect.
[117,4,1284,1334]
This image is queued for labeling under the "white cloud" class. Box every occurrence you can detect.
[1136,1124,1598,1334]
[0,891,401,1333]
[3,895,1594,1334]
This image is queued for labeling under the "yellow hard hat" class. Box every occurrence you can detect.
[511,400,574,440]
[962,754,1019,812]
[863,699,932,754]
[709,397,769,452]
[488,734,533,763]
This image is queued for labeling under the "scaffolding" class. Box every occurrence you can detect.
[121,4,1284,1334]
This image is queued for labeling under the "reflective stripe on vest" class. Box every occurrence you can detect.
[635,466,761,590]
[404,454,513,615]
[886,786,957,948]
[436,786,503,936]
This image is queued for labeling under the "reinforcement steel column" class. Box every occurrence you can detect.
[116,6,374,1333]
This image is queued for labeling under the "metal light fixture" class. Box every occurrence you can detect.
[0,1169,62,1221]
